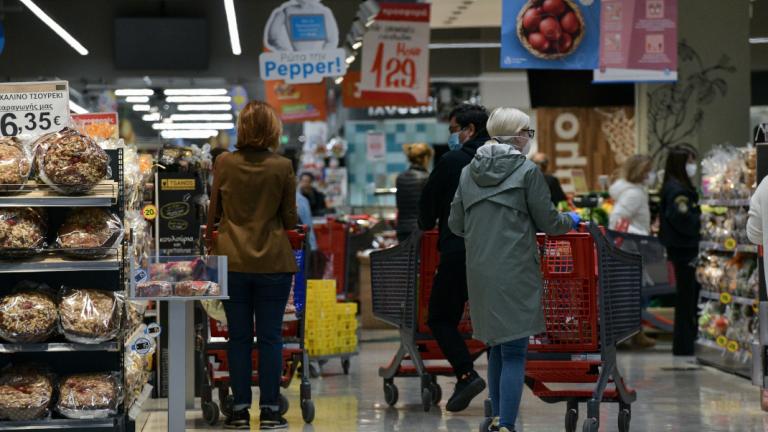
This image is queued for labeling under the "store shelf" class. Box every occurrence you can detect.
[700,198,751,207]
[696,339,752,378]
[0,341,119,353]
[144,309,158,318]
[0,255,120,273]
[700,290,757,306]
[699,241,758,253]
[0,180,118,207]
[129,295,229,301]
[0,418,120,431]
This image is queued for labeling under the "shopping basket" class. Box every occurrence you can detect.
[315,218,348,297]
[370,230,486,412]
[196,227,316,425]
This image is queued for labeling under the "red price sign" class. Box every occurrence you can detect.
[369,42,419,90]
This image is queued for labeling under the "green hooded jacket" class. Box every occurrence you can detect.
[448,143,572,346]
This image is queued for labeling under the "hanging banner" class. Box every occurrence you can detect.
[0,81,69,137]
[342,71,430,108]
[264,80,327,123]
[260,0,345,83]
[359,3,431,104]
[500,0,601,70]
[594,0,678,82]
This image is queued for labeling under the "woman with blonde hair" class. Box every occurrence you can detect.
[449,107,579,432]
[609,155,654,235]
[395,142,433,241]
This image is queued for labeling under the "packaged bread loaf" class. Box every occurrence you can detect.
[59,288,123,344]
[135,281,172,298]
[56,372,120,419]
[34,127,109,195]
[57,208,123,258]
[0,207,47,258]
[174,281,219,297]
[0,137,32,192]
[0,365,54,420]
[0,283,57,343]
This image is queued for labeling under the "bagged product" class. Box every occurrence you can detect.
[0,282,57,343]
[56,372,121,419]
[59,288,123,344]
[174,281,220,297]
[0,207,47,258]
[0,365,54,420]
[56,208,123,258]
[0,137,33,193]
[135,281,172,298]
[34,127,110,195]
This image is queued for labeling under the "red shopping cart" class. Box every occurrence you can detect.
[369,230,487,412]
[197,227,315,425]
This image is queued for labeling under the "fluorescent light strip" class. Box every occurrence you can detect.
[345,55,356,65]
[177,104,232,112]
[116,89,154,96]
[428,42,501,49]
[132,104,151,112]
[164,89,228,96]
[125,96,150,103]
[161,130,219,139]
[69,101,88,114]
[166,96,232,103]
[223,0,242,55]
[334,77,344,85]
[152,122,235,130]
[19,0,89,55]
[142,113,162,122]
[750,37,768,44]
[170,113,234,121]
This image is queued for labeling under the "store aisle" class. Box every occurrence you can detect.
[137,331,766,432]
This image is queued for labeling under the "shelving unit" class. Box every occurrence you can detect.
[0,180,118,207]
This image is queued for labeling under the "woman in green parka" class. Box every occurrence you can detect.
[449,107,580,432]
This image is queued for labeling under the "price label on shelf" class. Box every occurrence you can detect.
[723,238,737,251]
[0,81,69,137]
[754,299,760,314]
[142,204,158,221]
[145,323,162,338]
[726,340,740,353]
[716,336,728,347]
[719,292,732,305]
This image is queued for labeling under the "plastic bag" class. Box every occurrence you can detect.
[135,281,172,298]
[201,300,227,324]
[174,281,220,297]
[0,136,33,193]
[0,365,54,420]
[34,127,110,195]
[59,288,123,344]
[56,208,124,259]
[149,259,208,282]
[0,207,47,258]
[0,282,57,343]
[56,372,121,419]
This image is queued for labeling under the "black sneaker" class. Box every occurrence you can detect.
[224,408,250,429]
[445,370,486,412]
[260,408,288,430]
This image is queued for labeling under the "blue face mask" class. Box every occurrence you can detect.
[448,132,462,151]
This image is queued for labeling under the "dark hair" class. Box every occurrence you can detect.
[662,145,697,191]
[449,104,489,138]
[299,172,315,182]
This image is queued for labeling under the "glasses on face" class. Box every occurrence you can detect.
[520,129,535,139]
[449,125,463,134]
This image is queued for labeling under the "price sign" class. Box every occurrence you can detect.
[142,204,158,221]
[719,292,732,305]
[726,340,740,353]
[716,336,728,347]
[723,238,737,251]
[0,81,69,137]
[359,3,430,104]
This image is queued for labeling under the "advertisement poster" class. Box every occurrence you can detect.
[157,173,199,256]
[500,0,600,70]
[359,3,431,104]
[343,71,430,108]
[366,131,386,161]
[259,0,345,83]
[72,112,119,141]
[264,80,327,123]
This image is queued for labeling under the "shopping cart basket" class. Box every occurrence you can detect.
[485,224,640,432]
[197,227,316,425]
[370,230,487,412]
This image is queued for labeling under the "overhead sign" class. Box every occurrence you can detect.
[0,80,69,137]
[342,71,430,108]
[359,3,431,104]
[260,0,345,83]
[264,80,327,123]
[500,0,601,70]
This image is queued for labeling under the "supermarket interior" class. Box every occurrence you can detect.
[1,0,768,431]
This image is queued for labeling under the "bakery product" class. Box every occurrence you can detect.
[136,281,172,298]
[35,128,109,195]
[0,366,54,420]
[57,208,122,258]
[0,290,57,343]
[59,289,122,344]
[56,373,119,419]
[0,137,32,192]
[0,208,46,257]
[174,281,218,297]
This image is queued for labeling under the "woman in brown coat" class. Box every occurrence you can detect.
[206,101,297,430]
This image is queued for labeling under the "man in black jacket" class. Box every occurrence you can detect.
[418,104,488,412]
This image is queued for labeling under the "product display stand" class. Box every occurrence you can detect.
[167,300,188,432]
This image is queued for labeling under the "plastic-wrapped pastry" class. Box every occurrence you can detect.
[59,288,123,344]
[0,207,47,258]
[0,366,54,420]
[34,127,109,195]
[57,208,123,258]
[174,281,219,297]
[135,281,172,298]
[0,137,32,192]
[56,372,120,419]
[0,284,57,343]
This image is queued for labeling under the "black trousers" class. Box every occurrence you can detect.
[427,250,474,378]
[672,259,700,356]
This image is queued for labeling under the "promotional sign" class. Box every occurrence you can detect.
[366,132,386,161]
[500,0,600,70]
[72,112,119,141]
[264,80,327,123]
[0,81,69,137]
[342,71,430,109]
[595,0,677,82]
[157,173,199,256]
[260,0,346,83]
[359,3,431,104]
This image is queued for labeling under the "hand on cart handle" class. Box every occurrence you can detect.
[566,212,581,230]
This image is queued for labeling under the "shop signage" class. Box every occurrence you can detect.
[342,71,431,109]
[359,3,431,104]
[157,172,199,255]
[142,204,158,221]
[264,80,327,123]
[366,131,386,161]
[500,0,601,70]
[72,112,119,141]
[260,0,346,83]
[0,80,69,137]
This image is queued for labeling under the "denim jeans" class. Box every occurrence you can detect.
[223,272,292,411]
[488,337,529,430]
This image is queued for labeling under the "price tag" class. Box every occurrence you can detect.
[723,238,737,251]
[145,322,162,338]
[0,81,69,136]
[716,336,728,347]
[719,292,732,305]
[131,337,153,356]
[133,269,148,284]
[142,204,158,221]
[754,300,760,314]
[726,340,740,353]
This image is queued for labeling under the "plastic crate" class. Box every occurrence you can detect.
[315,220,348,295]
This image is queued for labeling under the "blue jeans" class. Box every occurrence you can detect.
[488,337,529,430]
[223,272,292,411]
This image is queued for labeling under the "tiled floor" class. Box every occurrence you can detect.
[137,331,767,431]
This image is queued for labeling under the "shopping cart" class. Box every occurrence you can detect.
[197,227,316,425]
[482,224,640,432]
[369,230,487,412]
[315,218,348,297]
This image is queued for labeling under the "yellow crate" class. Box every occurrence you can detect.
[335,302,358,316]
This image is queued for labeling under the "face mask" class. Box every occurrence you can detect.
[686,163,697,178]
[448,132,462,151]
[519,140,532,157]
[643,171,657,186]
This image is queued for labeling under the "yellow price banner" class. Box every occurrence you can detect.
[716,336,728,347]
[719,292,732,305]
[723,238,737,251]
[142,204,158,221]
[727,340,740,353]
[754,300,760,314]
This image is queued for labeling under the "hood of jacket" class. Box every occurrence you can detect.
[469,143,527,187]
[609,178,642,200]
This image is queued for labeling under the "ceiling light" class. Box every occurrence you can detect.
[125,96,150,103]
[335,77,344,85]
[352,41,363,50]
[170,113,234,121]
[750,37,768,44]
[19,0,89,55]
[163,88,229,96]
[69,101,88,114]
[132,104,151,112]
[152,122,235,130]
[115,89,154,96]
[346,54,356,65]
[429,42,501,49]
[160,130,219,139]
[166,96,232,103]
[177,104,232,111]
[223,0,242,55]
[142,113,162,122]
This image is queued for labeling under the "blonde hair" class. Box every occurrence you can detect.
[486,107,530,138]
[620,155,653,184]
[402,143,434,167]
